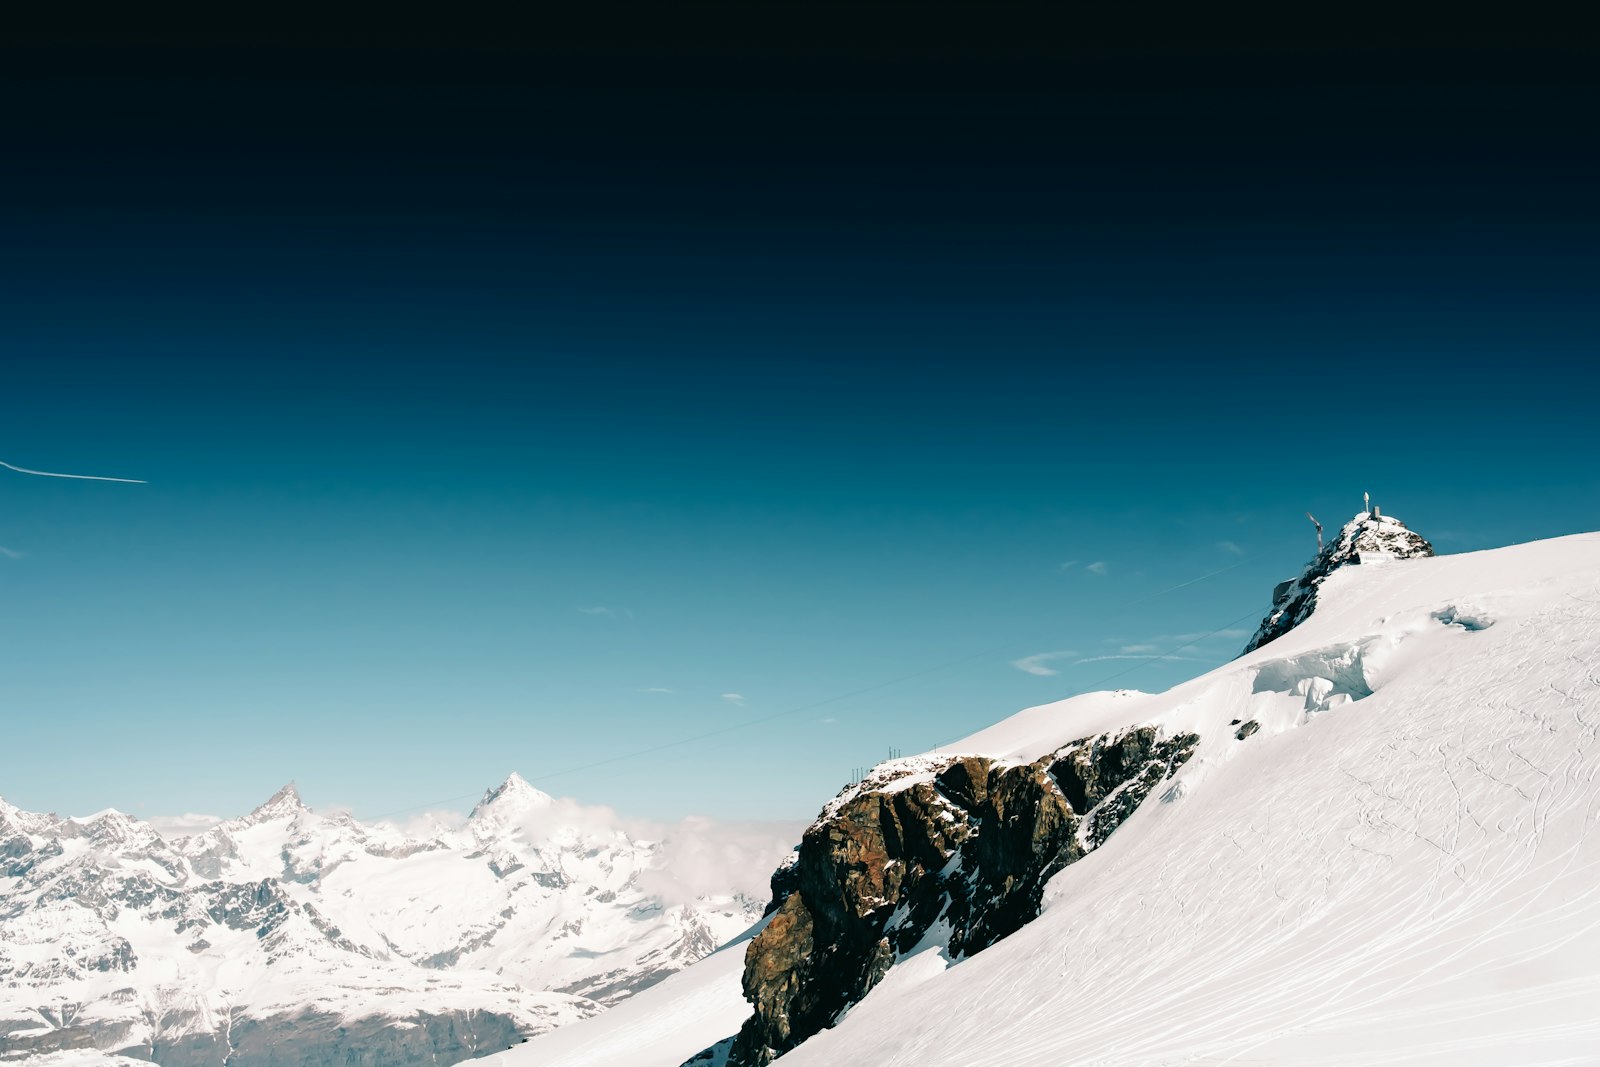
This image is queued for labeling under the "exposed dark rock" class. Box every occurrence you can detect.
[1236,720,1261,740]
[681,1036,735,1066]
[1243,509,1433,654]
[83,936,137,972]
[725,725,1199,1066]
[206,880,293,935]
[762,853,801,918]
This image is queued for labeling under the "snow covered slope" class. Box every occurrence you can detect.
[500,529,1600,1066]
[0,775,767,1066]
[501,922,765,1067]
[1244,508,1434,653]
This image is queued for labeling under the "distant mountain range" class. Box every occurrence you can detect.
[0,773,768,1066]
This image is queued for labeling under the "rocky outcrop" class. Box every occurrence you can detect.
[721,725,1198,1066]
[1244,509,1432,654]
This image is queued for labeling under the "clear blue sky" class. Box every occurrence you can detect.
[2,27,1596,822]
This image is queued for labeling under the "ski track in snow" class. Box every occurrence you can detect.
[503,532,1600,1067]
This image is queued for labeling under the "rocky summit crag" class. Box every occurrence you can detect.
[1243,508,1433,654]
[0,776,762,1067]
[711,725,1199,1066]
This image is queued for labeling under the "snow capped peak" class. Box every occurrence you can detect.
[1243,503,1433,654]
[1,797,63,838]
[68,807,136,834]
[70,806,130,822]
[1329,508,1432,564]
[236,781,310,825]
[470,773,555,822]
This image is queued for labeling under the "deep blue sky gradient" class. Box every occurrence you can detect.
[2,25,1597,821]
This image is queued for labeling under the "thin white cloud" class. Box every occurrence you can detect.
[0,545,21,560]
[147,813,223,838]
[1010,650,1078,677]
[465,795,803,909]
[1056,559,1079,572]
[639,687,674,693]
[1168,628,1249,643]
[0,458,146,484]
[1074,653,1209,665]
[1114,628,1249,647]
[1086,561,1109,575]
[577,606,633,619]
[819,717,838,725]
[389,808,471,837]
[1119,643,1159,654]
[721,692,747,706]
[1216,540,1246,556]
[635,815,806,908]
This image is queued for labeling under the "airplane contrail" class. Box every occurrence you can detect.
[1,459,146,484]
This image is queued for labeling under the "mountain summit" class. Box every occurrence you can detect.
[236,780,310,825]
[470,772,556,823]
[1243,504,1434,654]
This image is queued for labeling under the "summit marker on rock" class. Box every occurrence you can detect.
[1242,503,1434,654]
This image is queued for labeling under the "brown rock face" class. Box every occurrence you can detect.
[722,725,1198,1066]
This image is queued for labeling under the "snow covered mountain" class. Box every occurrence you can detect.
[502,521,1600,1066]
[0,774,769,1065]
[1244,506,1434,653]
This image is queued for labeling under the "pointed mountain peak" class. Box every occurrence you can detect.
[1329,507,1432,564]
[70,806,131,823]
[0,795,58,834]
[1244,499,1434,654]
[67,807,160,848]
[240,781,310,824]
[469,773,554,822]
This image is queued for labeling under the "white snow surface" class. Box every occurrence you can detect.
[497,531,1600,1066]
[0,774,769,1058]
[502,920,765,1067]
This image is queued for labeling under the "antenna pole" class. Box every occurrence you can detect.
[1306,512,1323,552]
